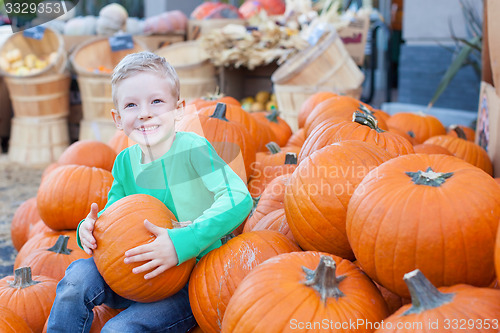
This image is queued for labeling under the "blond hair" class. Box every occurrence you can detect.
[111,51,180,107]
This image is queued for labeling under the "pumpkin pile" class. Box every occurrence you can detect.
[9,91,500,332]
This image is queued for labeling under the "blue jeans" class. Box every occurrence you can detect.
[46,258,196,333]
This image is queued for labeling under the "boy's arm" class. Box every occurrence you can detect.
[167,139,253,265]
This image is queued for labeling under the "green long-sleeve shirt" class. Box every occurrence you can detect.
[77,131,253,264]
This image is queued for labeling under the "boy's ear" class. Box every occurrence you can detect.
[177,99,186,109]
[111,109,123,130]
[174,99,185,121]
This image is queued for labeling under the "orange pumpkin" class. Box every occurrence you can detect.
[178,103,257,182]
[372,108,391,123]
[243,209,296,243]
[347,154,500,297]
[27,220,53,239]
[57,140,117,172]
[189,230,300,333]
[41,162,60,180]
[298,91,337,129]
[17,235,90,281]
[285,128,307,148]
[11,197,41,251]
[250,109,292,146]
[93,194,196,303]
[352,260,411,315]
[447,124,475,141]
[424,134,493,175]
[494,214,500,288]
[376,269,500,333]
[15,230,79,268]
[0,306,33,333]
[376,282,411,315]
[244,174,290,231]
[297,118,344,161]
[386,112,447,144]
[0,267,57,333]
[285,140,392,259]
[358,104,389,130]
[303,95,362,136]
[413,143,453,155]
[221,252,389,333]
[246,114,278,152]
[248,142,299,198]
[299,112,414,161]
[198,102,263,149]
[388,127,418,145]
[37,165,113,230]
[189,95,241,110]
[107,130,136,154]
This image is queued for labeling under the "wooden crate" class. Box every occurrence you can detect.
[218,62,279,101]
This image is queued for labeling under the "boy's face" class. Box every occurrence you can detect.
[111,72,183,153]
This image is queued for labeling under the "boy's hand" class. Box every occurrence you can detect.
[123,219,179,280]
[79,203,99,255]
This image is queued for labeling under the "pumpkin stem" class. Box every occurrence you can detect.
[203,86,223,101]
[402,269,454,315]
[8,267,41,289]
[284,152,297,165]
[265,142,281,154]
[352,111,384,133]
[221,233,235,245]
[48,235,72,255]
[406,167,453,187]
[302,255,346,305]
[265,109,280,123]
[407,130,415,138]
[210,103,229,122]
[450,125,467,140]
[358,103,374,116]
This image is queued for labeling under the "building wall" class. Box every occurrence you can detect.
[398,0,483,111]
[403,0,481,44]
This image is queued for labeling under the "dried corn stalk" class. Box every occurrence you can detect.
[200,13,309,70]
[200,0,372,69]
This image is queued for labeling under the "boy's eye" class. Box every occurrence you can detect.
[152,99,163,104]
[125,103,136,108]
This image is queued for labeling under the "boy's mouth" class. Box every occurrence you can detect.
[137,125,159,133]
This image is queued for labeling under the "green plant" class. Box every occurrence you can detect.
[429,0,483,107]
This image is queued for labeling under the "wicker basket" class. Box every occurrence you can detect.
[5,74,71,117]
[8,115,69,165]
[70,37,147,121]
[271,31,364,132]
[155,41,217,102]
[0,28,67,78]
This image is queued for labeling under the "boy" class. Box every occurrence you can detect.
[46,52,253,332]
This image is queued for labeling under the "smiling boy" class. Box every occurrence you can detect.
[46,52,253,332]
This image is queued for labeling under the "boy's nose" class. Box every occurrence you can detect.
[138,107,153,119]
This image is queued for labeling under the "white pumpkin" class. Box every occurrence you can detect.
[96,3,129,35]
[64,16,97,35]
[126,17,145,35]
